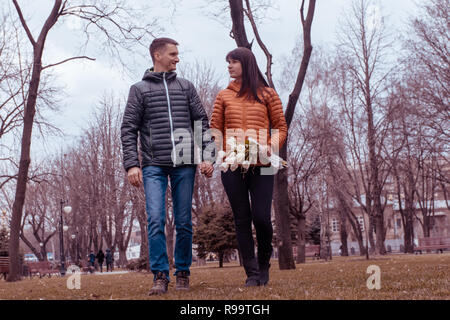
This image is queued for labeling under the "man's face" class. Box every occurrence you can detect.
[155,44,179,72]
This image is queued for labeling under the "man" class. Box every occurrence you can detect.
[121,37,214,295]
[105,248,113,272]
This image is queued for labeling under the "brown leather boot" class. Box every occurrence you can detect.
[148,272,169,295]
[176,271,190,291]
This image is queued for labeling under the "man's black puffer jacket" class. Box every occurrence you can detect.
[121,69,211,171]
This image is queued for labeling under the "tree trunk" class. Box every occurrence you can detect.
[422,215,431,237]
[368,214,376,254]
[345,211,366,256]
[228,0,252,48]
[218,251,224,268]
[274,0,316,269]
[404,210,414,253]
[296,215,306,264]
[374,210,386,254]
[8,0,62,283]
[339,209,349,256]
[273,162,295,269]
[7,57,42,282]
[117,246,128,268]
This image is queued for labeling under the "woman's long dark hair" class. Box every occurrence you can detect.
[226,47,269,103]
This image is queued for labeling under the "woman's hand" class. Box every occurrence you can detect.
[200,161,214,178]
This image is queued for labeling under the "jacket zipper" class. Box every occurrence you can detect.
[149,127,154,158]
[163,72,177,166]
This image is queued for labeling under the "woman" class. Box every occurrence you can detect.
[96,249,105,273]
[210,47,287,286]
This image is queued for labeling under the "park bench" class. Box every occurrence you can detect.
[0,256,9,280]
[414,236,450,254]
[27,261,60,278]
[305,245,320,260]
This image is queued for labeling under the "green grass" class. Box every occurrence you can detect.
[0,253,449,300]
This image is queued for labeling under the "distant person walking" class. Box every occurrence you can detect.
[89,251,96,267]
[105,248,114,272]
[96,249,105,272]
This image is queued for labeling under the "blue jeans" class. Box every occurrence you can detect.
[142,165,196,281]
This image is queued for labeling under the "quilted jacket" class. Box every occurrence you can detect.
[210,80,288,163]
[121,69,210,171]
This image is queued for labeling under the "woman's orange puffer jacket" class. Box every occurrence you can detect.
[210,80,288,165]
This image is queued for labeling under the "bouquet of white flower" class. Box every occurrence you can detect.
[217,137,287,173]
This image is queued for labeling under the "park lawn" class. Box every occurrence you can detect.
[0,253,448,300]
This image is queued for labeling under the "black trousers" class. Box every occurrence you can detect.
[221,167,274,279]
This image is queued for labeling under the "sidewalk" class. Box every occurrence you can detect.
[90,270,129,275]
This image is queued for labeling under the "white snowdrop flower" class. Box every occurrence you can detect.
[247,137,257,145]
[249,145,258,155]
[226,137,237,149]
[226,155,236,165]
[217,150,227,159]
[236,152,245,164]
[220,162,229,172]
[230,162,239,172]
[270,155,280,168]
[242,160,251,170]
[236,144,246,153]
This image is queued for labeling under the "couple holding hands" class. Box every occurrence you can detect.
[121,37,287,295]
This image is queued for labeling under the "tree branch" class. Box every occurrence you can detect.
[42,56,96,70]
[12,0,36,47]
[244,0,275,89]
[229,0,252,48]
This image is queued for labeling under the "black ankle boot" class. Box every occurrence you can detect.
[243,258,260,286]
[258,261,270,286]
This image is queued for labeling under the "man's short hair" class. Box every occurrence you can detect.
[150,37,179,61]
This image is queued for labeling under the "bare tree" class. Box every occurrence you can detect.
[21,180,58,261]
[7,0,160,281]
[287,119,319,263]
[284,48,332,263]
[335,0,397,255]
[0,12,61,191]
[404,0,449,144]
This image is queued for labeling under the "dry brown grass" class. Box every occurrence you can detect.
[0,253,449,300]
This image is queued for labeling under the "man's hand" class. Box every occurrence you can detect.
[200,161,214,178]
[127,167,143,187]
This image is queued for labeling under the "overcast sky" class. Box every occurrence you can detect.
[5,0,419,158]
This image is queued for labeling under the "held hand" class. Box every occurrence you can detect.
[127,167,143,187]
[259,145,272,158]
[200,161,214,178]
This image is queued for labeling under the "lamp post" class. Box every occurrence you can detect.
[71,234,76,264]
[59,200,72,276]
[39,242,44,261]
